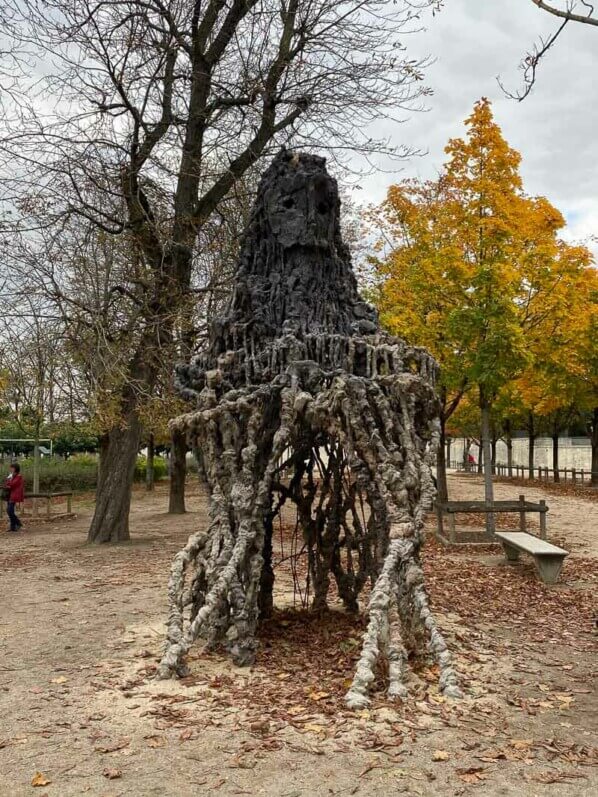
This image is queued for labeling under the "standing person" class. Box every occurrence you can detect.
[4,463,24,532]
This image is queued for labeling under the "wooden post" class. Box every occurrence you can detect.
[46,495,51,519]
[519,494,526,533]
[572,467,577,485]
[581,469,585,485]
[67,493,72,514]
[435,503,444,541]
[539,499,547,540]
[449,512,457,544]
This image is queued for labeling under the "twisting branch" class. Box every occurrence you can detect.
[501,1,597,100]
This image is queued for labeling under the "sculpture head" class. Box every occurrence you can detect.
[262,151,338,250]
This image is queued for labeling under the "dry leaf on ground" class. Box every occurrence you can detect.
[31,772,51,787]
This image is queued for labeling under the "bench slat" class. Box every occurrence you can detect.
[495,531,567,556]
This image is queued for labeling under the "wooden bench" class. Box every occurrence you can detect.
[495,531,568,585]
[436,496,548,544]
[21,492,73,519]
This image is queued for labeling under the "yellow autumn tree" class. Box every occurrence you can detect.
[371,98,594,520]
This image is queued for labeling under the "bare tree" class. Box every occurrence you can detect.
[501,1,597,100]
[1,0,436,542]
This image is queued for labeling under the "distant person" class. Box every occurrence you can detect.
[4,463,24,532]
[467,453,476,465]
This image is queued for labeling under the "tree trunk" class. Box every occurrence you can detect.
[446,436,452,468]
[146,433,155,491]
[477,439,483,474]
[528,411,535,480]
[87,413,141,543]
[169,427,187,514]
[33,429,41,518]
[591,406,598,488]
[505,419,513,477]
[491,437,497,475]
[480,394,496,537]
[436,417,449,502]
[552,432,560,483]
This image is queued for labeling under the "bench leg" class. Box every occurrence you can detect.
[535,555,565,585]
[502,543,520,563]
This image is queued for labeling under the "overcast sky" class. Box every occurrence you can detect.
[357,0,597,253]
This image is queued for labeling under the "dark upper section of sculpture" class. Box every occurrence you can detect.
[176,150,435,398]
[213,150,378,346]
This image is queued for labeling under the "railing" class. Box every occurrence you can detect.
[448,460,597,485]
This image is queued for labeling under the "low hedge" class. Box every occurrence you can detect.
[3,453,167,493]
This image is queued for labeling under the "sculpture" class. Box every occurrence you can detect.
[157,150,461,707]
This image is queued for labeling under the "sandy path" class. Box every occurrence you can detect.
[0,480,596,796]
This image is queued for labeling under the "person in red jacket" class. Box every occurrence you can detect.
[4,462,24,532]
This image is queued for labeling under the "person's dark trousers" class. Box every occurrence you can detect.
[7,502,21,531]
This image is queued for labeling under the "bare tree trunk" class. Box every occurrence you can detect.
[591,407,598,488]
[504,419,513,477]
[168,427,187,514]
[146,433,155,492]
[528,411,536,480]
[88,414,141,543]
[33,427,41,518]
[552,432,560,483]
[480,394,495,537]
[436,417,449,502]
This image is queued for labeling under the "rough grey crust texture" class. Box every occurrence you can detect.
[158,150,461,707]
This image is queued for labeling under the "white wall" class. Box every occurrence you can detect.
[449,437,592,471]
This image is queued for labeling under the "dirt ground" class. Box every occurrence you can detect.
[0,473,596,797]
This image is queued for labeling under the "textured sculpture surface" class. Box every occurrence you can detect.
[159,150,461,706]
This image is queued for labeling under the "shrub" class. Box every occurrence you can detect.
[4,453,167,493]
[134,455,168,482]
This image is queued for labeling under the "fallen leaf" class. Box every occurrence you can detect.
[145,735,166,748]
[432,750,450,761]
[95,738,130,753]
[456,766,486,784]
[50,676,67,685]
[31,772,51,787]
[510,739,533,751]
[103,768,122,780]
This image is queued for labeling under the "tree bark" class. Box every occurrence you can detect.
[436,417,449,502]
[33,428,41,518]
[146,433,155,491]
[480,393,496,537]
[552,432,560,483]
[528,411,536,479]
[504,418,513,477]
[87,413,141,543]
[591,406,598,488]
[169,427,187,514]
